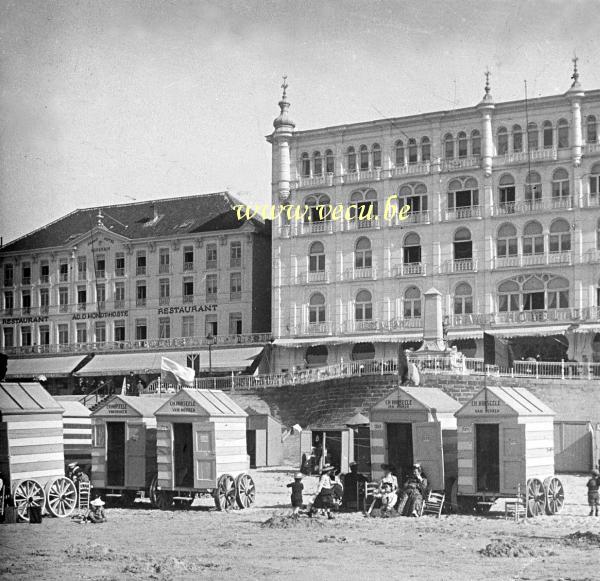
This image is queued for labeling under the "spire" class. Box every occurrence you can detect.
[478,69,494,106]
[570,54,580,88]
[273,74,295,130]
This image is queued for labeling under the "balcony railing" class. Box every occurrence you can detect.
[391,209,431,226]
[183,294,194,303]
[158,264,171,274]
[297,173,334,188]
[441,156,480,172]
[114,299,125,309]
[115,268,125,277]
[343,218,379,231]
[230,291,242,301]
[344,168,382,183]
[136,266,146,276]
[391,162,431,177]
[445,258,477,273]
[136,298,147,307]
[4,279,14,287]
[206,260,217,270]
[22,277,31,285]
[298,220,335,235]
[391,263,425,277]
[586,249,600,263]
[586,142,600,154]
[96,270,106,279]
[342,267,376,281]
[183,262,194,272]
[159,296,170,306]
[496,147,557,165]
[585,193,600,207]
[494,251,572,269]
[444,205,482,221]
[77,303,86,312]
[40,275,50,284]
[59,273,69,282]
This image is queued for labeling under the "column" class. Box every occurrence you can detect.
[480,108,494,177]
[570,96,583,167]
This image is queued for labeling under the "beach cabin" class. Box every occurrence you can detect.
[55,398,92,474]
[90,395,164,503]
[369,387,461,490]
[245,410,282,468]
[299,427,354,475]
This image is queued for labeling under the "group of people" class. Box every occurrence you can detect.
[373,463,429,517]
[287,463,344,519]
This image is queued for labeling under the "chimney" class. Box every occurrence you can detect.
[151,203,158,222]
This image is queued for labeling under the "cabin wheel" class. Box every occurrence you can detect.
[13,479,45,522]
[45,477,77,517]
[214,474,236,511]
[543,476,565,515]
[526,478,545,517]
[235,473,256,509]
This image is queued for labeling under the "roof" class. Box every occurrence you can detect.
[373,387,461,413]
[156,389,248,417]
[6,355,90,379]
[345,412,370,426]
[92,394,166,417]
[0,191,266,253]
[56,399,91,418]
[0,382,64,415]
[455,386,555,417]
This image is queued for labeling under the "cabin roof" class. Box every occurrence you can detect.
[455,386,555,417]
[92,394,167,417]
[373,386,461,413]
[0,381,64,415]
[156,389,248,417]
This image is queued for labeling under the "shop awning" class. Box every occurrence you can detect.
[197,346,264,371]
[274,333,422,347]
[570,323,600,334]
[446,329,484,340]
[484,324,570,338]
[5,355,90,379]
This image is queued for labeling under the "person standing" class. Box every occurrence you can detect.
[309,464,336,519]
[287,473,304,517]
[586,469,599,516]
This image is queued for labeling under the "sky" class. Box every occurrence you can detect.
[1,0,600,244]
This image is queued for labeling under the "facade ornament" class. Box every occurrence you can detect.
[570,54,580,88]
[194,238,204,248]
[148,242,156,253]
[50,252,56,263]
[172,239,180,251]
[124,243,133,255]
[219,235,227,246]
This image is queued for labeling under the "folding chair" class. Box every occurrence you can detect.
[78,482,91,511]
[422,490,445,517]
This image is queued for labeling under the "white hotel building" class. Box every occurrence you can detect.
[267,65,600,372]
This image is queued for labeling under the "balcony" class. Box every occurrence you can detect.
[441,156,480,172]
[586,249,600,263]
[59,273,69,282]
[492,197,574,216]
[136,298,147,307]
[22,277,31,286]
[444,206,481,221]
[136,266,147,276]
[304,322,331,335]
[343,218,379,231]
[59,304,69,313]
[297,271,329,285]
[390,210,431,226]
[586,142,600,155]
[296,173,334,189]
[159,296,170,306]
[344,168,383,184]
[494,251,572,269]
[96,270,106,279]
[391,263,425,277]
[4,279,14,287]
[40,275,50,284]
[115,268,125,277]
[230,291,242,301]
[77,303,86,312]
[342,267,376,281]
[230,257,242,268]
[585,193,599,207]
[391,163,431,177]
[207,260,217,270]
[496,147,557,165]
[97,301,106,311]
[158,264,171,275]
[183,261,194,272]
[183,294,194,304]
[444,258,477,273]
[114,299,125,309]
[206,292,218,302]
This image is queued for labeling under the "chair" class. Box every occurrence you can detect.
[363,482,380,514]
[422,490,445,517]
[78,482,91,511]
[504,499,526,521]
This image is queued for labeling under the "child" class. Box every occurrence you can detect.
[87,497,107,523]
[287,472,304,517]
[586,469,599,517]
[379,481,397,516]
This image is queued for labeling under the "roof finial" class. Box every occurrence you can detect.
[571,53,579,86]
[281,74,288,101]
[96,209,104,227]
[484,69,491,95]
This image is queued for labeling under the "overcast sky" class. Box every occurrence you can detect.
[1,0,599,244]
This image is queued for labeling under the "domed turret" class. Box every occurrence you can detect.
[273,75,295,130]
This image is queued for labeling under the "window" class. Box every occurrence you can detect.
[183,246,194,271]
[372,143,382,168]
[114,282,125,308]
[497,223,518,257]
[77,257,86,281]
[76,323,87,344]
[471,130,481,157]
[309,241,325,272]
[454,282,473,315]
[421,137,431,161]
[308,293,326,323]
[444,134,454,159]
[159,317,170,339]
[206,244,217,269]
[457,132,468,158]
[355,290,373,321]
[230,241,242,267]
[229,312,243,335]
[95,322,106,344]
[497,127,508,155]
[399,183,428,215]
[3,327,14,348]
[230,272,242,300]
[355,237,372,269]
[136,281,146,306]
[325,149,334,173]
[96,283,105,307]
[543,121,553,148]
[4,291,13,312]
[114,320,125,342]
[301,152,310,177]
[159,248,170,274]
[527,122,538,151]
[549,219,571,253]
[447,177,479,217]
[349,189,378,222]
[59,259,69,282]
[347,146,357,172]
[136,251,146,276]
[453,228,472,260]
[590,163,600,198]
[58,324,69,345]
[404,287,421,318]
[552,168,570,198]
[205,315,217,337]
[40,260,49,283]
[512,125,523,153]
[3,263,13,286]
[183,277,194,302]
[395,140,405,166]
[408,139,418,163]
[95,254,106,278]
[182,315,194,337]
[522,221,544,255]
[115,252,125,276]
[313,151,322,175]
[40,288,49,313]
[22,262,31,285]
[21,290,31,314]
[21,326,32,346]
[547,276,569,309]
[135,319,147,341]
[525,171,543,203]
[587,115,597,143]
[403,232,421,264]
[305,345,328,366]
[359,145,369,170]
[206,274,218,298]
[557,118,569,148]
[498,174,516,210]
[77,286,87,310]
[159,278,170,305]
[59,287,69,312]
[498,280,520,312]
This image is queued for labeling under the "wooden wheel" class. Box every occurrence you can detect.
[544,476,565,515]
[214,474,236,510]
[156,491,173,511]
[149,475,159,507]
[526,478,545,517]
[235,473,256,509]
[45,477,77,518]
[13,479,45,522]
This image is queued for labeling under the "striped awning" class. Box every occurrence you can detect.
[446,329,484,340]
[274,333,422,347]
[5,355,90,379]
[484,324,571,338]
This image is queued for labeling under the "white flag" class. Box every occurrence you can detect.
[161,357,195,387]
[121,377,127,395]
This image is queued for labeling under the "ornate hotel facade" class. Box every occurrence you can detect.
[268,66,600,372]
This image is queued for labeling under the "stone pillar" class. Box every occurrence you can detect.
[477,72,495,178]
[423,288,444,344]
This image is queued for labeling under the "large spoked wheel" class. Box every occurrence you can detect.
[45,477,77,518]
[544,476,565,515]
[13,479,46,522]
[526,478,545,517]
[149,475,159,507]
[214,474,236,511]
[235,473,256,509]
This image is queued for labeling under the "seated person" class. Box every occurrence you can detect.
[87,497,107,523]
[396,464,428,517]
[379,481,398,515]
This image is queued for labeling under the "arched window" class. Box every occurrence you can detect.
[547,276,569,310]
[395,140,405,166]
[497,126,508,155]
[403,232,421,264]
[557,118,569,149]
[498,173,516,210]
[543,121,553,148]
[301,152,310,177]
[512,124,523,153]
[399,183,428,215]
[349,189,378,223]
[347,146,357,172]
[552,168,570,199]
[589,162,600,200]
[453,282,473,315]
[355,237,372,269]
[497,223,518,257]
[372,143,382,169]
[471,130,481,156]
[444,133,454,159]
[404,287,421,319]
[355,290,373,321]
[408,138,418,163]
[525,171,542,203]
[527,122,538,151]
[498,280,520,312]
[453,228,472,260]
[308,293,326,323]
[522,221,544,255]
[549,219,571,253]
[359,145,369,170]
[522,276,544,311]
[448,177,479,217]
[421,137,431,161]
[309,241,325,272]
[587,115,598,144]
[306,344,328,366]
[313,151,322,176]
[305,194,331,222]
[457,132,468,158]
[325,149,334,174]
[351,342,375,361]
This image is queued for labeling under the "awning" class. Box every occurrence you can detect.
[570,323,600,334]
[484,324,570,338]
[6,355,90,379]
[446,329,484,340]
[197,346,264,371]
[274,333,422,347]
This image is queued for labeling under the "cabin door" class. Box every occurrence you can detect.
[386,423,413,484]
[475,424,500,493]
[106,422,125,486]
[125,422,146,488]
[173,423,194,488]
[413,422,444,491]
[246,430,257,468]
[193,423,216,489]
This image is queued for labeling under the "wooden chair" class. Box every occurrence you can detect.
[421,490,445,517]
[78,482,91,511]
[504,499,526,521]
[363,482,380,514]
